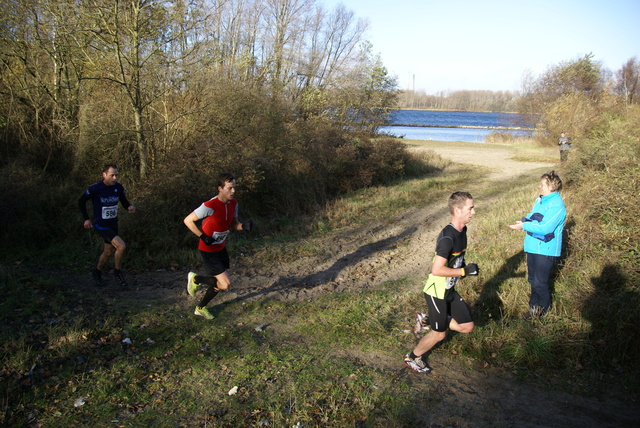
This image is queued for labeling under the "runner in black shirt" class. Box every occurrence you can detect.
[404,192,479,373]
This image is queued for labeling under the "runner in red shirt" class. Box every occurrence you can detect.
[183,172,252,320]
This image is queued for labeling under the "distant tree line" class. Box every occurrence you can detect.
[396,54,640,117]
[397,89,519,112]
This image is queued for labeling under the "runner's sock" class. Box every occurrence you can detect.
[199,278,219,307]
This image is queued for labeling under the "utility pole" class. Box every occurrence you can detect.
[412,74,415,108]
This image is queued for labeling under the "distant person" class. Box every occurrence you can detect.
[183,172,252,320]
[509,171,566,319]
[558,132,571,162]
[404,192,479,373]
[79,163,135,287]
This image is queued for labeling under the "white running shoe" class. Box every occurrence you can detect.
[404,353,431,373]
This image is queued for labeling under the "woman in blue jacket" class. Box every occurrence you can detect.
[509,171,566,319]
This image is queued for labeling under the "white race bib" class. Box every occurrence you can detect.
[102,205,118,219]
[211,230,229,245]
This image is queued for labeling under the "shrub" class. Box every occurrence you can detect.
[0,168,79,255]
[561,103,640,367]
[534,93,605,146]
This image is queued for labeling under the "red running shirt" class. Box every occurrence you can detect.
[194,197,238,252]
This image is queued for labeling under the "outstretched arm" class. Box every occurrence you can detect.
[509,220,523,230]
[522,208,564,235]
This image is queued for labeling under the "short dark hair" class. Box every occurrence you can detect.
[448,191,473,214]
[217,172,235,189]
[541,170,562,192]
[102,163,118,173]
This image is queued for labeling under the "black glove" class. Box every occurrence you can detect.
[199,233,215,246]
[463,263,479,276]
[242,219,253,232]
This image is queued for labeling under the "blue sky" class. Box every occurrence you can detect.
[325,0,640,93]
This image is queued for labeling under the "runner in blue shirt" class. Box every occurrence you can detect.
[79,164,135,286]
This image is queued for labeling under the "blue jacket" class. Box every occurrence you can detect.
[522,191,566,257]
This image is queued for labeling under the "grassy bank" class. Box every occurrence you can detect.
[1,139,638,426]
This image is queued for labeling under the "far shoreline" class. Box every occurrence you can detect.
[384,123,533,131]
[391,107,521,114]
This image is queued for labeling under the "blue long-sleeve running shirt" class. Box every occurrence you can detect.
[79,181,131,228]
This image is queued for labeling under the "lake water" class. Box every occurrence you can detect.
[379,110,533,143]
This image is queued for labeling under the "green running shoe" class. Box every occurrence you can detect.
[187,272,199,297]
[194,306,213,320]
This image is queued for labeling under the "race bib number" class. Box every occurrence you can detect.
[102,205,118,220]
[211,230,229,245]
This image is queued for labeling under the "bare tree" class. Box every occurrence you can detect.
[615,57,640,104]
[308,4,367,88]
[198,0,367,105]
[85,0,205,178]
[0,0,90,172]
[261,0,312,91]
[1,0,396,178]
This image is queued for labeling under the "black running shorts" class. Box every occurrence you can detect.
[424,290,473,332]
[199,248,230,276]
[94,224,118,244]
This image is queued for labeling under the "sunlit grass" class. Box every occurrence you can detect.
[249,150,476,265]
[508,139,559,163]
[46,322,91,357]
